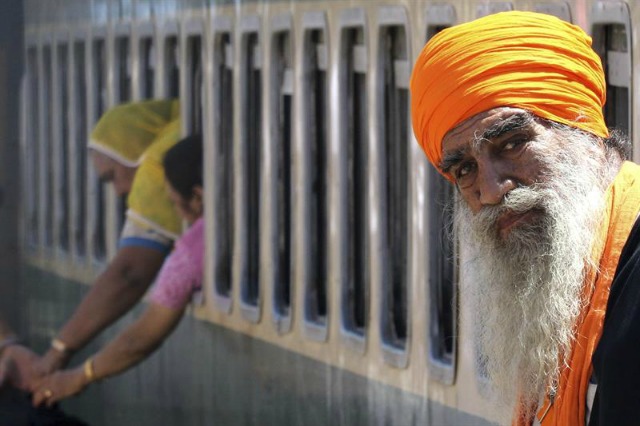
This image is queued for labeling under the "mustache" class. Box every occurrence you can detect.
[468,185,549,234]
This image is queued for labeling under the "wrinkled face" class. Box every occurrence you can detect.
[166,182,203,225]
[90,150,137,197]
[441,107,558,239]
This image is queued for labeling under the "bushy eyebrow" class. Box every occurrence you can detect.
[440,111,535,173]
[477,111,534,144]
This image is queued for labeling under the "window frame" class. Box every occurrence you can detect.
[157,20,180,99]
[39,41,54,251]
[53,34,72,255]
[424,3,459,386]
[476,2,513,18]
[268,13,295,335]
[69,30,90,262]
[300,11,330,342]
[237,15,263,324]
[376,6,411,369]
[590,1,633,154]
[337,8,369,354]
[22,38,40,250]
[208,15,235,314]
[87,28,109,264]
[534,2,572,22]
[133,21,156,101]
[180,17,205,136]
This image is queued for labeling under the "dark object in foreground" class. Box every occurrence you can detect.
[0,386,88,426]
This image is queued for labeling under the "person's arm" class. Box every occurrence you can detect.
[0,318,40,390]
[32,302,185,407]
[36,245,166,374]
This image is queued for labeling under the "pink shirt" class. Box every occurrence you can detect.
[149,217,204,310]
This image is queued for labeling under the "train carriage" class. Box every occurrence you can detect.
[13,0,640,424]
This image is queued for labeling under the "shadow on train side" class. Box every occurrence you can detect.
[17,265,494,426]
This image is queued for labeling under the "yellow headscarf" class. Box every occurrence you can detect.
[89,99,182,239]
[126,119,183,239]
[409,11,608,177]
[89,99,180,166]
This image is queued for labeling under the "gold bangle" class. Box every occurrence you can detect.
[83,357,95,383]
[51,338,70,353]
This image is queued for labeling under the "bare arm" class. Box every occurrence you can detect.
[92,303,185,378]
[32,302,185,406]
[37,245,166,373]
[0,317,40,391]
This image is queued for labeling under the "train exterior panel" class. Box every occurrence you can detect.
[12,0,640,424]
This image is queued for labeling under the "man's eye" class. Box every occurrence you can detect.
[502,136,528,151]
[455,161,475,180]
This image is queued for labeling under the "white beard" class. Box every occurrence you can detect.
[455,130,612,422]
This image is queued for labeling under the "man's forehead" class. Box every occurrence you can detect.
[442,107,532,152]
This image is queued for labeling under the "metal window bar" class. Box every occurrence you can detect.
[54,43,70,252]
[186,35,203,134]
[40,45,54,248]
[341,27,368,336]
[425,22,458,385]
[91,38,107,260]
[114,36,131,232]
[71,41,87,257]
[594,23,631,145]
[164,36,180,98]
[272,30,293,319]
[303,28,328,327]
[213,31,234,299]
[25,47,40,248]
[379,25,409,352]
[241,32,261,308]
[139,37,155,99]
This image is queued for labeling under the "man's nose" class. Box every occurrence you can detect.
[475,162,516,207]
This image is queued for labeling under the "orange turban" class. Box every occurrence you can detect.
[410,11,609,175]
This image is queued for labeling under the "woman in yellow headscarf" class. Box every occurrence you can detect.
[34,99,184,377]
[89,99,182,248]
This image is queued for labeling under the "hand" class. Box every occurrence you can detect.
[0,344,41,391]
[32,367,87,407]
[33,347,72,377]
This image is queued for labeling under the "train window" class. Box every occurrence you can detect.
[339,11,368,342]
[114,36,131,103]
[476,2,513,18]
[302,13,329,338]
[55,43,70,251]
[592,2,632,150]
[41,45,54,248]
[163,36,180,98]
[72,41,87,257]
[211,27,234,308]
[378,13,410,366]
[91,38,107,260]
[428,167,458,381]
[114,35,131,232]
[426,14,458,385]
[239,23,262,321]
[185,34,203,134]
[270,22,293,330]
[534,2,572,22]
[138,36,155,99]
[24,47,40,248]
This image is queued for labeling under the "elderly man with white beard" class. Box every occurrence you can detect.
[410,11,640,426]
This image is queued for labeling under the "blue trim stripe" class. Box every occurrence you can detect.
[119,237,172,255]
